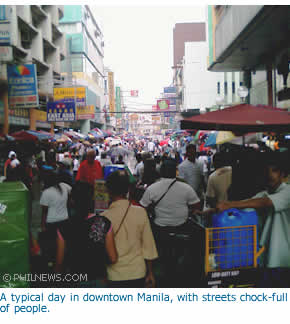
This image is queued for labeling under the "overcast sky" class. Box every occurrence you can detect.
[91,6,206,110]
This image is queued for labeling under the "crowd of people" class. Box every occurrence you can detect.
[1,131,290,287]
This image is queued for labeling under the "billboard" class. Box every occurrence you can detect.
[53,87,86,105]
[164,86,176,93]
[47,101,75,122]
[157,99,170,111]
[108,72,115,115]
[7,64,39,108]
[76,105,94,120]
[0,6,10,45]
[130,90,138,97]
[115,86,121,119]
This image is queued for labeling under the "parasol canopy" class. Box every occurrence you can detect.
[181,104,290,133]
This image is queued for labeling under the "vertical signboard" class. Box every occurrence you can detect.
[115,86,121,119]
[108,72,115,115]
[7,64,39,108]
[0,5,10,45]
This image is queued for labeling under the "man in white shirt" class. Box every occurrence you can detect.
[178,144,205,203]
[216,153,290,273]
[140,158,200,228]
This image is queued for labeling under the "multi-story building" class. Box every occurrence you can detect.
[59,5,106,133]
[0,5,66,133]
[207,5,290,109]
[173,20,242,114]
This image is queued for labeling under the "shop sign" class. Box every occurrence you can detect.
[47,101,75,122]
[7,64,39,108]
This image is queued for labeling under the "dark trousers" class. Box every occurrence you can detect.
[107,278,145,288]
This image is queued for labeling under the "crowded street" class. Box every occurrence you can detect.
[0,4,290,291]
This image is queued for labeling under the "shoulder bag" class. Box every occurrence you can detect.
[147,179,177,220]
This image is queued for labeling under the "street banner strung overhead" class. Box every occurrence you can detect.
[7,64,39,108]
[47,101,75,122]
[53,87,86,105]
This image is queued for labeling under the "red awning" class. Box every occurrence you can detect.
[181,104,290,133]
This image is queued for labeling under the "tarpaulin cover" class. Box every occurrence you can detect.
[0,182,30,287]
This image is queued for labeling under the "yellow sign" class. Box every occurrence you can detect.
[76,105,95,120]
[108,72,115,115]
[53,87,86,104]
[34,109,47,122]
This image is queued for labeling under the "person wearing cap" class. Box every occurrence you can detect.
[4,151,16,177]
[57,159,74,187]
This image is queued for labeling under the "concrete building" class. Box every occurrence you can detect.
[59,5,106,133]
[0,5,66,133]
[173,20,242,115]
[207,5,290,109]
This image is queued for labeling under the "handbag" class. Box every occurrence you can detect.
[147,179,177,220]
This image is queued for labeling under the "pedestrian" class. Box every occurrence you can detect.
[178,144,205,208]
[206,152,232,209]
[102,170,158,288]
[40,170,72,272]
[216,152,290,284]
[75,149,103,212]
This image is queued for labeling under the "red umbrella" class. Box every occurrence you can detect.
[160,139,169,146]
[181,104,290,133]
[10,131,38,142]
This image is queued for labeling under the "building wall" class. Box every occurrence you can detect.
[173,22,206,66]
[183,42,218,111]
[214,5,263,59]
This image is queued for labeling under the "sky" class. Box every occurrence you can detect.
[91,6,206,111]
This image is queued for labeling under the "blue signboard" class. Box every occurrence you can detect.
[7,64,38,108]
[164,111,170,117]
[47,101,76,122]
[164,86,176,93]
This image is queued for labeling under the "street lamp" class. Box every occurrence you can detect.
[237,86,249,103]
[216,95,224,110]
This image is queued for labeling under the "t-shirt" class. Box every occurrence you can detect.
[206,166,232,203]
[73,159,80,172]
[71,215,112,279]
[40,182,72,223]
[140,178,200,227]
[178,159,204,199]
[76,160,103,186]
[102,200,158,281]
[254,183,290,268]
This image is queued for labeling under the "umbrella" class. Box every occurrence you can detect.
[160,139,169,146]
[27,130,53,141]
[204,131,236,147]
[0,134,15,141]
[56,134,72,143]
[10,131,38,142]
[181,104,290,133]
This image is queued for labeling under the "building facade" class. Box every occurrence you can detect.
[59,5,106,133]
[0,5,66,133]
[207,5,290,109]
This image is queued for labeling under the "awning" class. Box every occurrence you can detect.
[181,104,290,133]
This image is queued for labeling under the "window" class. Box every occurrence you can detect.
[232,82,235,94]
[217,82,220,94]
[224,82,228,96]
[240,82,243,86]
